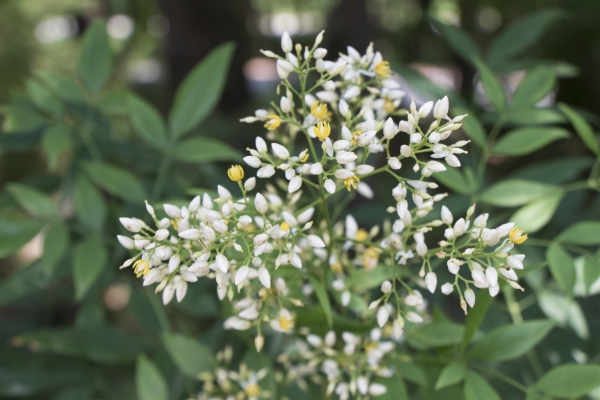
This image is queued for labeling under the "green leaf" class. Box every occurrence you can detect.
[0,218,46,258]
[433,167,471,195]
[511,67,556,107]
[474,58,505,112]
[162,333,213,377]
[461,290,494,351]
[430,19,480,63]
[454,108,486,148]
[7,183,58,219]
[435,362,466,390]
[391,359,427,386]
[16,326,147,363]
[492,127,569,156]
[508,108,566,126]
[469,320,554,361]
[535,364,600,398]
[558,103,600,155]
[136,354,168,400]
[583,255,600,295]
[84,162,147,203]
[42,223,69,275]
[173,137,242,163]
[308,275,333,328]
[52,387,93,400]
[464,371,500,400]
[128,94,168,150]
[406,320,465,349]
[510,191,563,233]
[557,222,600,245]
[376,377,409,400]
[35,72,87,104]
[480,180,556,207]
[169,42,236,138]
[77,20,113,94]
[486,10,563,68]
[26,79,63,115]
[0,104,47,133]
[547,244,575,294]
[509,156,593,184]
[42,123,71,170]
[72,236,107,300]
[74,174,107,232]
[537,290,588,339]
[97,91,130,116]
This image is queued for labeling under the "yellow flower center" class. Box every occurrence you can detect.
[245,383,261,397]
[170,219,179,231]
[227,165,245,182]
[509,226,528,245]
[280,221,290,231]
[299,149,309,162]
[330,261,343,273]
[310,101,329,119]
[383,99,395,113]
[361,247,380,271]
[351,130,362,146]
[343,175,360,191]
[264,114,281,130]
[355,229,369,242]
[133,260,150,278]
[314,121,331,140]
[374,61,391,78]
[279,314,295,332]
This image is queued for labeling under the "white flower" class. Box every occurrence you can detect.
[335,168,355,180]
[339,99,349,116]
[400,145,412,157]
[426,161,446,172]
[441,282,454,295]
[341,291,351,306]
[377,306,389,327]
[356,130,377,146]
[297,207,315,224]
[163,204,182,219]
[281,31,292,52]
[441,205,453,225]
[388,157,401,170]
[447,258,461,274]
[356,164,374,174]
[244,177,256,191]
[310,163,323,175]
[418,101,433,118]
[381,280,392,294]
[178,229,199,240]
[254,233,269,246]
[383,117,397,139]
[471,269,488,287]
[257,165,275,178]
[489,284,500,297]
[499,267,518,281]
[223,316,251,330]
[235,265,249,285]
[333,140,351,151]
[507,254,525,269]
[445,154,461,168]
[258,266,271,288]
[406,311,423,323]
[282,211,298,228]
[120,217,142,232]
[216,254,229,273]
[168,254,181,273]
[425,272,437,293]
[464,288,475,308]
[336,151,357,164]
[324,179,336,194]
[314,48,327,59]
[162,284,175,305]
[288,176,303,193]
[117,235,134,249]
[244,155,261,168]
[453,218,466,236]
[486,267,498,286]
[271,143,290,160]
[255,193,268,213]
[307,234,326,248]
[434,96,449,119]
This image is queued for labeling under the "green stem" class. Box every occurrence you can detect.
[152,154,171,201]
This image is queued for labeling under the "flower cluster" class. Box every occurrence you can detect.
[117,30,529,394]
[279,328,393,398]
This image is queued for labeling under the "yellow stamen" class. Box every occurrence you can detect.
[170,219,179,231]
[314,121,331,140]
[509,226,528,245]
[264,114,281,130]
[245,383,261,397]
[374,61,391,78]
[310,101,328,119]
[280,221,290,231]
[279,314,294,332]
[355,229,369,242]
[343,175,360,191]
[383,99,395,113]
[361,247,380,271]
[133,260,150,277]
[351,130,362,146]
[330,261,343,273]
[227,165,244,182]
[299,149,309,162]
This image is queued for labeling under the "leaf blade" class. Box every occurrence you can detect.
[77,20,113,95]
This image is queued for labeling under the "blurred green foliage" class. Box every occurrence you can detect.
[0,2,599,400]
